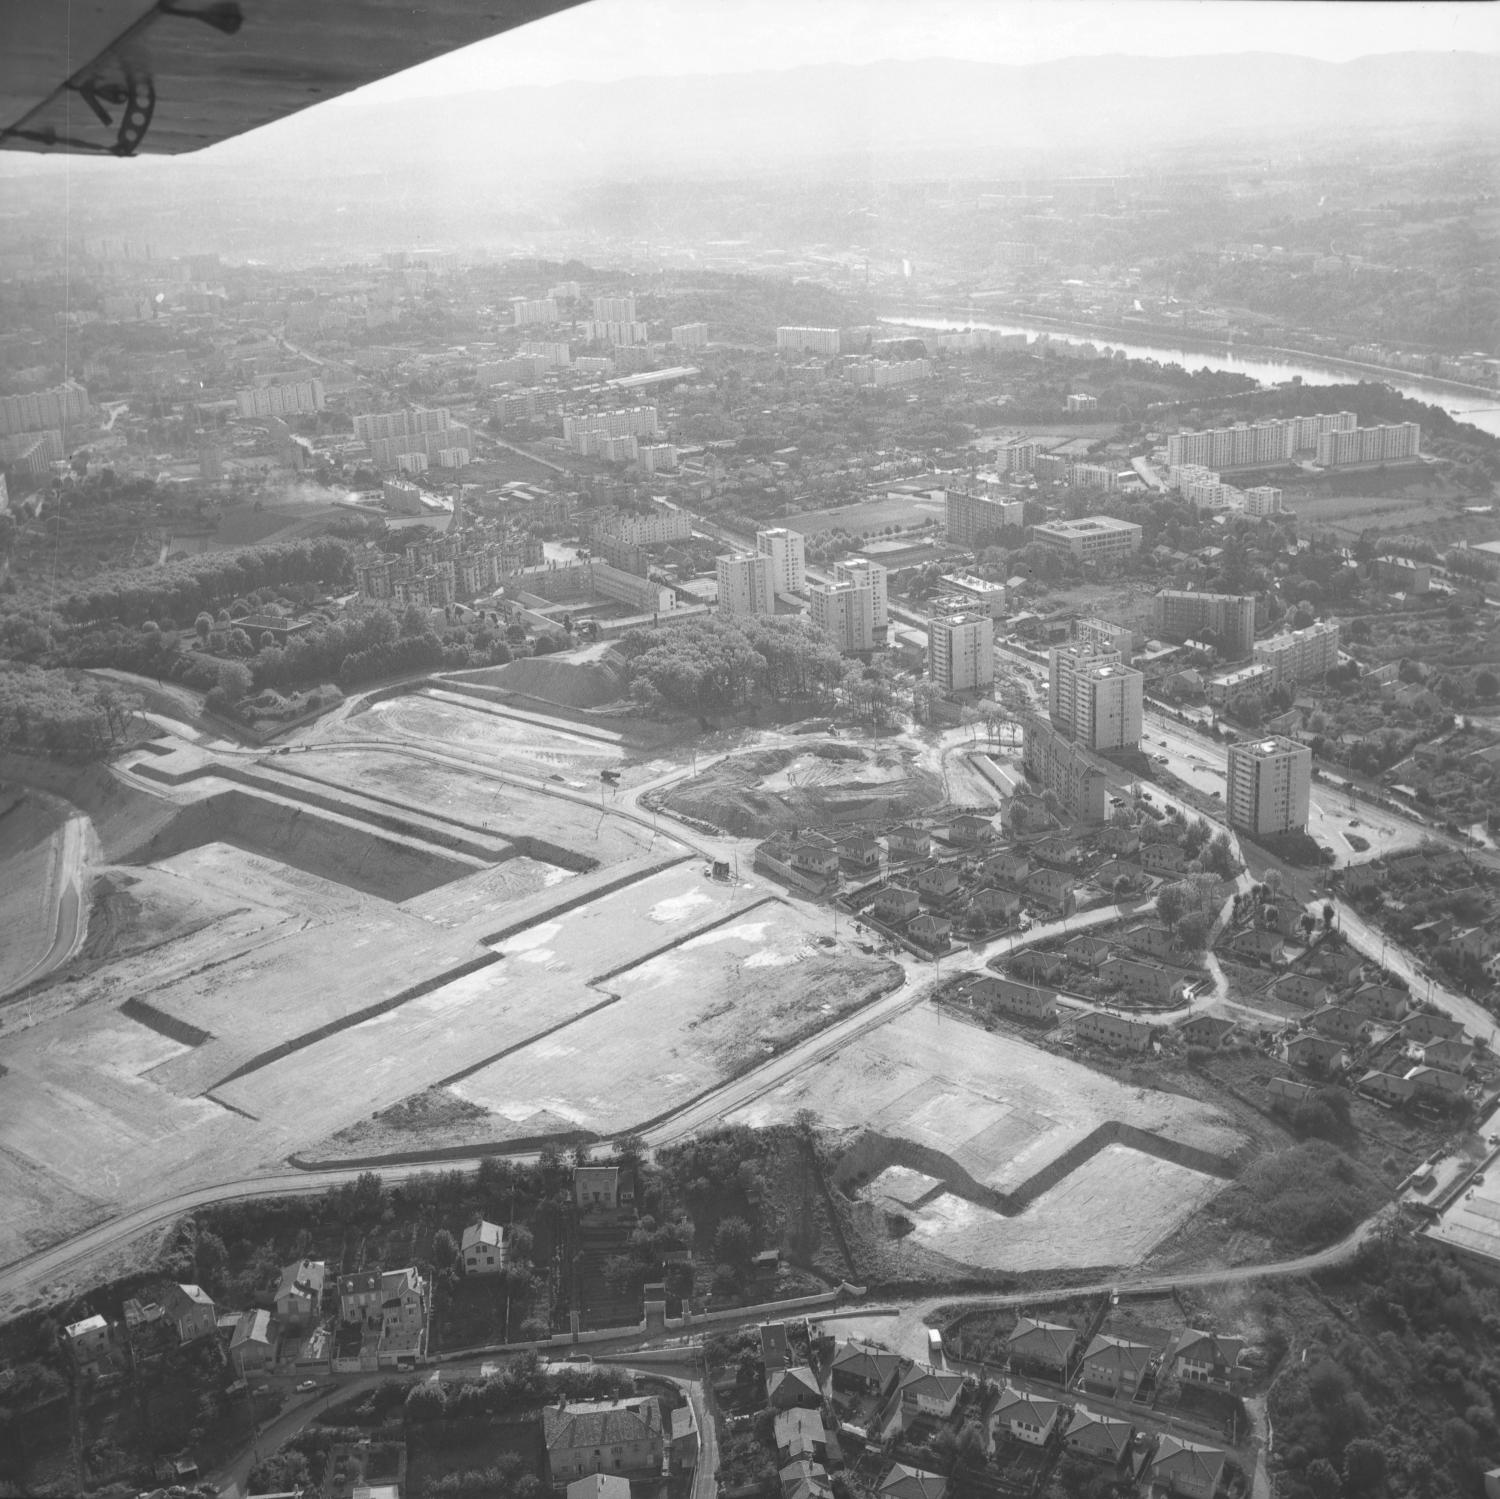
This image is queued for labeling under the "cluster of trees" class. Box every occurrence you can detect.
[1218,1140,1380,1250]
[0,662,140,760]
[620,616,845,716]
[1270,1230,1500,1499]
[402,1351,632,1425]
[45,536,353,627]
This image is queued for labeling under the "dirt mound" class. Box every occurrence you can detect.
[662,742,947,837]
[457,655,627,709]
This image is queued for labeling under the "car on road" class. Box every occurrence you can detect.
[297,1380,319,1392]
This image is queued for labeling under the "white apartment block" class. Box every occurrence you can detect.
[592,295,636,323]
[671,323,709,348]
[1227,736,1311,835]
[716,553,775,617]
[939,573,1006,620]
[1252,620,1340,689]
[835,558,888,629]
[1066,393,1099,413]
[1152,590,1257,659]
[1076,616,1134,661]
[810,577,876,654]
[584,320,649,345]
[518,340,573,367]
[0,381,91,437]
[929,612,995,694]
[946,488,1026,547]
[1243,485,1283,516]
[547,281,581,301]
[1315,423,1421,467]
[235,378,325,419]
[1030,515,1142,561]
[1050,641,1143,749]
[1184,477,1239,510]
[776,326,842,356]
[1166,412,1357,470]
[995,437,1039,474]
[564,407,660,452]
[1070,463,1121,492]
[589,506,692,547]
[844,358,931,388]
[511,298,559,326]
[756,528,806,595]
[636,443,678,474]
[1050,642,1119,737]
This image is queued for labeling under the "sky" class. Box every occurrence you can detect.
[346,0,1500,102]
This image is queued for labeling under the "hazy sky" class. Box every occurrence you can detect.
[348,0,1500,101]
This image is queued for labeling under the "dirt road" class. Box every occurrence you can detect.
[3,812,88,998]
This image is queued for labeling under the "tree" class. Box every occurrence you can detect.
[1157,884,1189,927]
[508,1225,534,1264]
[1306,1457,1343,1499]
[431,1228,458,1275]
[1176,910,1211,951]
[713,1216,755,1267]
[1343,1439,1386,1494]
[216,659,252,701]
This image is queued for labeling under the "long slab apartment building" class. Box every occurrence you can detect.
[1021,715,1108,821]
[1167,412,1420,471]
[1153,591,1258,659]
[354,406,472,471]
[946,488,1027,548]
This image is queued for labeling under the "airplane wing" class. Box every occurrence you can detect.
[0,0,587,157]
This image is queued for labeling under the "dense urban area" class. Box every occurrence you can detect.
[1,21,1500,1499]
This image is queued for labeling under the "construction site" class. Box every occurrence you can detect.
[0,652,1258,1309]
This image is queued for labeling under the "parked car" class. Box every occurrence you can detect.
[297,1379,319,1393]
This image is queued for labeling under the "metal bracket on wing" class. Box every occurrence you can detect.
[0,1,242,156]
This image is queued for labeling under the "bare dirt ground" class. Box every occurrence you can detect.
[730,1003,1246,1276]
[450,902,903,1136]
[0,790,68,995]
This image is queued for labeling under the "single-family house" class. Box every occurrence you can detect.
[1079,1333,1155,1397]
[1285,1033,1348,1074]
[1066,933,1113,969]
[887,826,931,861]
[569,1476,633,1499]
[1309,1005,1372,1045]
[831,1341,903,1398]
[974,975,1057,1024]
[1357,1070,1415,1104]
[1178,1014,1237,1052]
[461,1219,506,1275]
[1127,925,1178,962]
[229,1309,275,1375]
[908,913,952,951]
[838,834,881,873]
[897,1364,964,1420]
[879,1464,948,1499]
[790,843,839,880]
[1347,982,1409,1022]
[339,1270,382,1325]
[1231,928,1286,965]
[1064,1408,1134,1465]
[669,1406,698,1473]
[1033,835,1080,868]
[1172,1331,1247,1390]
[781,1457,834,1499]
[63,1315,112,1379]
[1404,1011,1464,1044]
[1078,1006,1157,1051]
[1140,843,1188,877]
[1098,825,1141,856]
[379,1267,427,1354]
[969,886,1023,925]
[274,1258,326,1328]
[774,1407,830,1465]
[544,1397,665,1482]
[1093,858,1145,894]
[769,1366,824,1412]
[1011,951,1066,984]
[1266,1075,1315,1111]
[1099,956,1186,1006]
[1025,867,1076,914]
[1422,1037,1473,1073]
[1407,1064,1467,1097]
[993,1386,1063,1446]
[162,1284,217,1345]
[950,812,997,847]
[984,849,1031,886]
[1457,925,1500,961]
[1006,1317,1077,1378]
[1274,973,1328,1009]
[575,1165,622,1211]
[873,886,920,924]
[1149,1437,1227,1499]
[916,864,962,902]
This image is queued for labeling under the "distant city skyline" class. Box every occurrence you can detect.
[342,0,1500,103]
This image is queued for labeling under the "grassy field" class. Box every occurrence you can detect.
[782,492,946,536]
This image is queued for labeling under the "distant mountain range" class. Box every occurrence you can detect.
[202,50,1500,181]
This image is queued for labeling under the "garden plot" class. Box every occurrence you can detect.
[730,1003,1244,1199]
[452,901,902,1133]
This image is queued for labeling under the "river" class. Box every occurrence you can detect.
[884,315,1500,440]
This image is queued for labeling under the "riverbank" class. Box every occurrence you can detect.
[880,309,1500,437]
